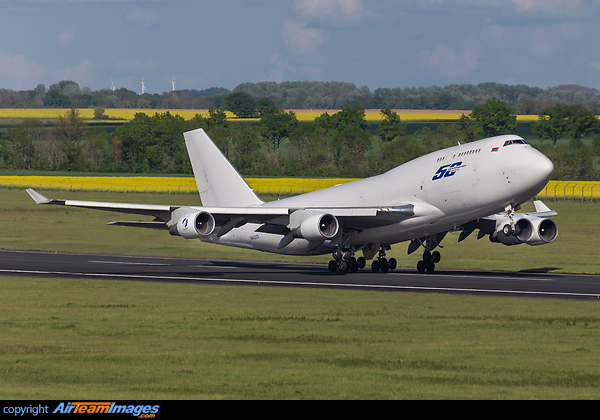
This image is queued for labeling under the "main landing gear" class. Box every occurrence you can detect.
[328,246,397,274]
[328,248,365,274]
[416,250,441,273]
[370,246,397,273]
[409,234,445,273]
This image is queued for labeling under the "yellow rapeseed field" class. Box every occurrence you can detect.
[0,108,532,122]
[2,176,596,201]
[0,176,359,196]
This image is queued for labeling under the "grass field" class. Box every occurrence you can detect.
[1,276,599,399]
[1,188,600,399]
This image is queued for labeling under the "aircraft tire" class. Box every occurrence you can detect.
[432,251,441,263]
[349,260,359,273]
[417,260,426,273]
[328,260,338,273]
[379,258,389,273]
[357,257,366,269]
[388,258,397,270]
[371,260,380,273]
[426,261,435,273]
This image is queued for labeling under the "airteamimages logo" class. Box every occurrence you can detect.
[52,402,160,418]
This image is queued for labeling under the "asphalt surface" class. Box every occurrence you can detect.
[1,249,599,301]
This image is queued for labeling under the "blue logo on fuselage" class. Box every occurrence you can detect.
[432,162,466,181]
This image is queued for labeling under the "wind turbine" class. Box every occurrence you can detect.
[141,79,147,95]
[171,77,176,92]
[110,79,116,92]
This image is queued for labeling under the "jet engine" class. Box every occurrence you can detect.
[171,211,216,239]
[490,215,557,246]
[296,212,339,241]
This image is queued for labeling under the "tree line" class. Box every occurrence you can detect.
[1,99,600,180]
[2,80,600,114]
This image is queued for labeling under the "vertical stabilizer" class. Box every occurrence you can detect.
[184,128,263,207]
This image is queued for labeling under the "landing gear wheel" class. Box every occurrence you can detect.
[417,260,426,273]
[371,260,380,273]
[349,259,359,273]
[338,260,349,273]
[388,258,397,270]
[432,251,441,263]
[357,257,366,269]
[328,260,338,273]
[503,224,512,236]
[379,258,389,273]
[423,250,432,262]
[426,261,435,273]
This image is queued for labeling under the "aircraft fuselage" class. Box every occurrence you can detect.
[209,135,553,256]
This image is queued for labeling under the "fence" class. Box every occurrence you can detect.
[540,181,600,202]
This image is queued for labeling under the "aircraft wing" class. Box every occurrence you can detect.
[27,189,416,231]
[27,188,174,218]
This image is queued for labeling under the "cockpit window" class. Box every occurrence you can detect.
[503,139,528,147]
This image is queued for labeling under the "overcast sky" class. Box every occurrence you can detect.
[1,0,600,94]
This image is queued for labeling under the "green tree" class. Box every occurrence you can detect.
[3,119,45,169]
[43,90,72,108]
[53,109,87,171]
[377,108,406,142]
[532,104,600,145]
[471,98,517,137]
[531,104,568,146]
[288,124,331,176]
[459,114,482,142]
[225,92,257,118]
[117,112,190,174]
[259,107,298,150]
[563,104,600,140]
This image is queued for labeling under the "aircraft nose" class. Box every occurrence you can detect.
[535,155,554,180]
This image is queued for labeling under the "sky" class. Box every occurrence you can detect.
[1,0,600,94]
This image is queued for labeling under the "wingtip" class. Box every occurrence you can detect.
[26,188,51,204]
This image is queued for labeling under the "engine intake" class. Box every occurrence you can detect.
[172,211,216,239]
[491,216,557,246]
[297,212,339,241]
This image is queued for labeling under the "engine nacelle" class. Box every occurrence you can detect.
[293,211,339,242]
[526,217,558,246]
[172,211,216,239]
[491,216,557,246]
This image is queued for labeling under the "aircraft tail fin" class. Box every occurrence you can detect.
[184,128,263,207]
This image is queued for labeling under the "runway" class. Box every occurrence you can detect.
[1,249,599,301]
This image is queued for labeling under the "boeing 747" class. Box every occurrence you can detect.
[27,128,557,273]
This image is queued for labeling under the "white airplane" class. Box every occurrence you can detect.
[27,128,557,274]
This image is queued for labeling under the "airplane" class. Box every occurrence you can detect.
[26,128,557,274]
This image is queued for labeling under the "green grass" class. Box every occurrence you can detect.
[2,187,600,399]
[1,276,599,399]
